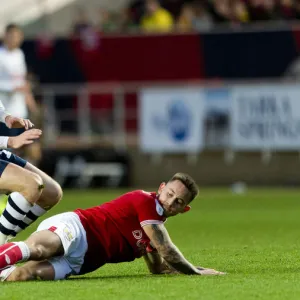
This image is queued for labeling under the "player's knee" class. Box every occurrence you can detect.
[39,180,62,209]
[50,181,63,206]
[21,173,44,203]
[28,243,51,260]
[30,173,44,191]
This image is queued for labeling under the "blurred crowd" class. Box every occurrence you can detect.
[72,0,300,35]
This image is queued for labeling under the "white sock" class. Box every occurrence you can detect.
[15,204,47,234]
[14,242,30,262]
[0,192,32,237]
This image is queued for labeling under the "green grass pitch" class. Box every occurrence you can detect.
[1,188,300,300]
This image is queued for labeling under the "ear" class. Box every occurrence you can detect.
[158,182,166,194]
[181,205,191,213]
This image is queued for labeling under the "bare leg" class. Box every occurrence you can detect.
[0,163,43,203]
[25,230,64,260]
[24,162,62,210]
[0,230,63,270]
[10,163,64,235]
[0,163,44,243]
[6,261,55,281]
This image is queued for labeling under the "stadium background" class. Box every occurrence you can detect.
[2,1,300,299]
[13,4,300,188]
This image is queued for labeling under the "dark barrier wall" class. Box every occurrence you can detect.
[202,30,298,79]
[22,28,300,83]
[39,148,131,188]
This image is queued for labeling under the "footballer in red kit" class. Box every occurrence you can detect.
[75,190,166,275]
[0,173,225,282]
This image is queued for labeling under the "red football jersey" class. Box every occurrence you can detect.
[74,190,166,274]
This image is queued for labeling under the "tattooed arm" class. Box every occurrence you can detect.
[143,251,169,274]
[143,223,201,275]
[143,250,179,275]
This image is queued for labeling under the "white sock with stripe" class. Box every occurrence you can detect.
[0,192,32,240]
[14,204,47,234]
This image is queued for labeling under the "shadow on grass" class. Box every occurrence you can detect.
[67,274,178,281]
[2,274,179,284]
[10,267,300,283]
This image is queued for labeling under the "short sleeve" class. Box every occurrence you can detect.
[134,191,165,227]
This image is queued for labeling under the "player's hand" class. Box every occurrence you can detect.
[5,115,34,130]
[196,267,226,276]
[159,267,226,276]
[7,129,42,149]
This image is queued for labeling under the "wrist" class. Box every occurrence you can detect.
[196,269,202,275]
[7,137,15,149]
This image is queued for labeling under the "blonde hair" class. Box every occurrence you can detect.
[169,173,199,202]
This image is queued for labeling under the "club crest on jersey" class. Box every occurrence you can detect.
[155,199,164,216]
[132,230,143,239]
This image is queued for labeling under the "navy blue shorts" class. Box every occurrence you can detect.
[0,123,25,137]
[0,150,27,177]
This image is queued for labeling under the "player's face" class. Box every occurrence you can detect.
[157,180,191,217]
[5,29,24,50]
